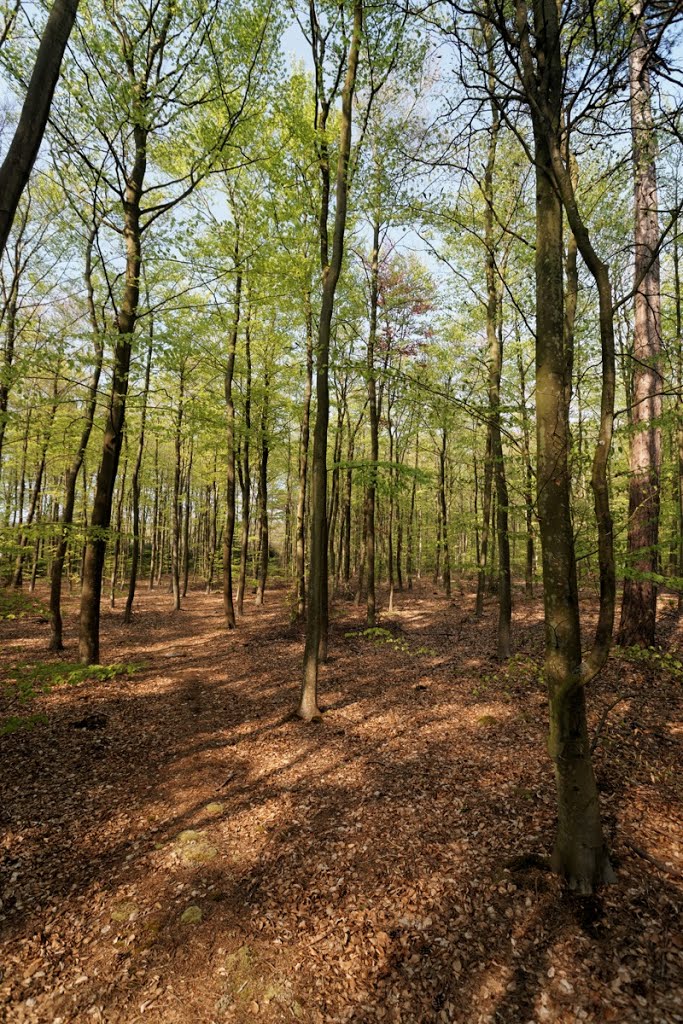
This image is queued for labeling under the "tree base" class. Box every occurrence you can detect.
[551,843,616,894]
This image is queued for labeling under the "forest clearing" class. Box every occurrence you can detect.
[0,581,681,1024]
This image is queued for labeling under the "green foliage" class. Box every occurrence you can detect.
[3,662,138,703]
[614,645,683,683]
[0,713,49,736]
[0,589,49,621]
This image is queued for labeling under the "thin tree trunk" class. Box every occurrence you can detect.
[295,293,313,616]
[50,226,106,646]
[365,216,381,627]
[298,0,361,721]
[237,307,252,616]
[123,328,152,622]
[223,245,242,628]
[255,372,269,606]
[182,439,193,598]
[171,368,185,612]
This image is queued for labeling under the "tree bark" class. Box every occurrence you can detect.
[78,116,145,663]
[618,3,662,647]
[298,0,362,721]
[0,0,80,256]
[223,240,242,627]
[123,327,152,622]
[50,225,104,647]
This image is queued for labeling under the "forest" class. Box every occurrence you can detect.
[0,0,682,1021]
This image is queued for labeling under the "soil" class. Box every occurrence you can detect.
[1,580,682,1024]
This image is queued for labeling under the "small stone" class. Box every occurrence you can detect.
[249,1001,259,1014]
[180,905,203,925]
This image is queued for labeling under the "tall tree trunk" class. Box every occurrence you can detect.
[298,0,362,721]
[365,215,381,627]
[482,52,511,656]
[518,0,615,890]
[79,127,145,664]
[618,4,662,647]
[50,225,104,648]
[295,292,313,618]
[123,328,152,623]
[182,440,193,598]
[0,0,80,256]
[475,429,493,616]
[517,351,535,598]
[438,429,451,598]
[237,307,252,616]
[255,372,269,606]
[172,368,185,612]
[406,435,418,589]
[148,442,159,589]
[223,246,242,628]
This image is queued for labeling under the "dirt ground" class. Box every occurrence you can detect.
[0,579,682,1024]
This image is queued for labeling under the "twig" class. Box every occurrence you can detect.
[624,839,683,881]
[590,693,635,753]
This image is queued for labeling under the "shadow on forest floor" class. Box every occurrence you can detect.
[0,580,681,1023]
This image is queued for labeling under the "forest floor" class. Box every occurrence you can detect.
[0,579,682,1024]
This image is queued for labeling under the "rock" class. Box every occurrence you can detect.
[180,905,203,925]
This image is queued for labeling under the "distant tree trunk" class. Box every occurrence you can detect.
[13,374,59,587]
[475,430,493,616]
[109,458,127,607]
[517,351,535,598]
[482,51,511,656]
[365,216,381,627]
[674,203,683,610]
[406,435,418,589]
[438,428,451,598]
[171,368,185,612]
[182,440,193,598]
[255,372,269,606]
[298,0,361,721]
[123,330,152,623]
[295,293,313,617]
[148,441,159,590]
[618,4,662,647]
[0,0,80,256]
[237,308,252,616]
[223,249,242,628]
[206,467,218,594]
[50,225,104,648]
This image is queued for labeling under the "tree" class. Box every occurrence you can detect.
[618,2,663,647]
[0,0,79,255]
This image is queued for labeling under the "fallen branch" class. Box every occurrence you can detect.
[624,838,683,881]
